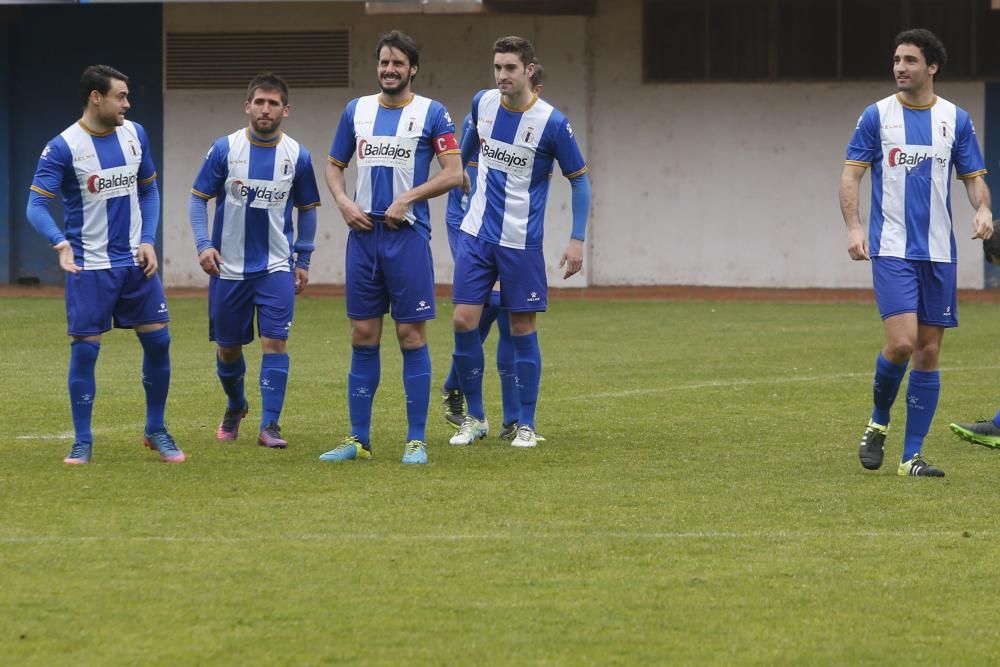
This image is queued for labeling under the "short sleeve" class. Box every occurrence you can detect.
[553,117,587,179]
[30,137,70,199]
[328,100,357,168]
[191,138,229,200]
[954,110,987,180]
[845,105,879,166]
[293,149,322,209]
[135,122,157,185]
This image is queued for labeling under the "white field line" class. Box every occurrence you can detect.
[0,530,989,544]
[559,365,1000,402]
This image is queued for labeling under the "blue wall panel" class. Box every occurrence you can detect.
[7,3,162,285]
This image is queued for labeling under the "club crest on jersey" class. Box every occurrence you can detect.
[281,158,293,176]
[127,139,139,157]
[522,127,534,144]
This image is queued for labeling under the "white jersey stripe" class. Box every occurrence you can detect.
[877,98,907,259]
[929,100,956,261]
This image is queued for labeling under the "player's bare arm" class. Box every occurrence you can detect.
[839,163,870,261]
[137,242,158,278]
[198,247,222,276]
[963,175,993,240]
[53,240,82,274]
[385,151,463,229]
[559,238,584,279]
[326,161,373,231]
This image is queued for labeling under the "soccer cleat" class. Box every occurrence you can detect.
[216,402,249,441]
[949,420,1000,449]
[63,441,92,465]
[898,454,945,477]
[859,420,887,470]
[511,425,538,448]
[258,423,288,449]
[441,386,466,429]
[449,415,489,445]
[319,436,372,461]
[143,430,186,463]
[401,439,428,465]
[499,421,546,442]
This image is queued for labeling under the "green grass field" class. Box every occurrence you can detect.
[3,293,1000,665]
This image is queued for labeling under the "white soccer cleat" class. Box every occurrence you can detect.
[511,425,538,448]
[449,415,489,445]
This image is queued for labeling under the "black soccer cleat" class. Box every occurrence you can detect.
[859,420,888,470]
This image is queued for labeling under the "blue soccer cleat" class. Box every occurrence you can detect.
[63,441,92,465]
[143,430,186,463]
[320,436,372,461]
[402,439,428,465]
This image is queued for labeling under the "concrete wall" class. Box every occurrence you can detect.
[161,0,988,289]
[162,2,589,288]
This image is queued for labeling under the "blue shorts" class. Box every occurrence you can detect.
[346,223,436,323]
[872,256,957,327]
[209,271,295,346]
[452,232,547,312]
[65,266,169,336]
[446,223,462,262]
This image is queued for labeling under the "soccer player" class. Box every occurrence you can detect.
[320,30,463,464]
[449,37,591,449]
[26,64,184,464]
[440,63,546,441]
[189,73,321,449]
[839,29,992,477]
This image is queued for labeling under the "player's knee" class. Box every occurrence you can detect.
[453,311,480,333]
[396,323,426,350]
[911,345,941,371]
[883,339,914,363]
[260,337,287,354]
[350,321,381,347]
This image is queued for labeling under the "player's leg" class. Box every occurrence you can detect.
[493,299,520,438]
[210,276,253,440]
[450,233,496,445]
[385,225,436,464]
[859,258,918,470]
[321,230,385,461]
[62,270,117,463]
[497,246,547,448]
[898,260,954,477]
[255,271,295,449]
[118,266,184,463]
[440,223,465,427]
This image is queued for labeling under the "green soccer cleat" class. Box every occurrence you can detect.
[949,420,1000,449]
[859,420,887,470]
[898,454,945,477]
[319,436,372,462]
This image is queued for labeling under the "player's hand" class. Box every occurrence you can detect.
[338,199,373,231]
[294,267,309,295]
[385,198,411,230]
[846,227,870,261]
[972,207,993,240]
[198,247,223,276]
[462,171,471,194]
[138,243,158,277]
[53,241,82,274]
[559,239,584,279]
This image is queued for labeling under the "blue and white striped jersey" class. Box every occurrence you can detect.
[446,113,478,228]
[461,89,587,251]
[846,93,987,263]
[192,129,321,281]
[328,93,459,240]
[30,120,157,270]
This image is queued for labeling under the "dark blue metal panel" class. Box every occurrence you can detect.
[983,83,1000,287]
[0,15,12,283]
[9,2,163,285]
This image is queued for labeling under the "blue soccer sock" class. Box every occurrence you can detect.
[902,369,940,462]
[216,354,247,411]
[137,328,171,433]
[453,329,486,420]
[402,345,432,442]
[512,332,541,430]
[496,308,519,426]
[479,290,502,342]
[259,353,289,429]
[68,340,100,445]
[348,345,380,447]
[872,353,908,426]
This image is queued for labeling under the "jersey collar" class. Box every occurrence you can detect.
[378,92,415,109]
[78,120,116,137]
[245,127,282,147]
[896,93,937,110]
